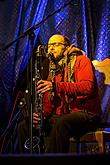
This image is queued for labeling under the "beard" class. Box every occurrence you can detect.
[54,53,64,62]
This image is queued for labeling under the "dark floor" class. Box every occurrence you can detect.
[0,153,110,164]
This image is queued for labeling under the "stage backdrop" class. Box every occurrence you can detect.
[0,0,110,153]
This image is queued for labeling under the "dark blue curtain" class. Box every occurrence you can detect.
[0,0,48,130]
[0,0,110,153]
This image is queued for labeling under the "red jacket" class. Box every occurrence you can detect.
[43,55,102,117]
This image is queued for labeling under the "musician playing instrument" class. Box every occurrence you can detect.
[32,34,102,153]
[17,34,102,153]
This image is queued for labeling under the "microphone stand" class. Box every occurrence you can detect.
[2,0,72,51]
[1,0,72,153]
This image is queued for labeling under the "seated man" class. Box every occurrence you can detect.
[18,34,102,153]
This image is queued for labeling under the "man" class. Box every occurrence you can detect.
[32,34,102,153]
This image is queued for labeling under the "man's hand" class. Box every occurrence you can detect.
[33,112,41,128]
[37,80,53,94]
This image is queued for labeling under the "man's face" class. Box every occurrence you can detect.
[47,35,68,60]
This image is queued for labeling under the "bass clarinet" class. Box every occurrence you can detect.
[24,45,45,153]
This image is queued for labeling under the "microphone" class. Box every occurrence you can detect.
[36,44,57,63]
[46,52,56,62]
[36,45,55,61]
[36,45,61,72]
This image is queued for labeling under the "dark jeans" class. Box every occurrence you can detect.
[17,112,101,153]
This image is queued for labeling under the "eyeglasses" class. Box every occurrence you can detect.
[48,42,67,48]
